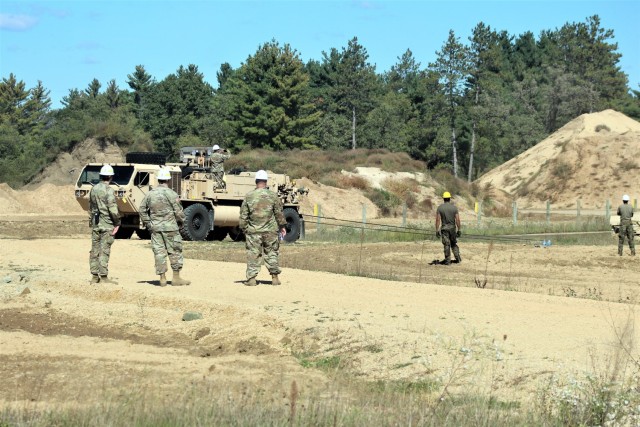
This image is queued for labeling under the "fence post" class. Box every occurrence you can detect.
[477,201,482,227]
[546,200,551,225]
[512,201,518,226]
[605,199,611,223]
[316,204,322,232]
[402,202,407,227]
[362,203,367,227]
[577,199,581,223]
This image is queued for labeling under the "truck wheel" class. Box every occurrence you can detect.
[207,227,228,241]
[114,227,134,239]
[181,204,211,241]
[283,208,301,243]
[125,152,166,164]
[228,226,245,242]
[136,229,151,240]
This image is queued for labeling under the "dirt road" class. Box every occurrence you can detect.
[1,234,639,409]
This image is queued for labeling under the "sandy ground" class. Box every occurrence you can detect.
[1,222,639,410]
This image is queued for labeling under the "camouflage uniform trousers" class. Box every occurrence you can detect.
[151,231,184,274]
[211,171,225,188]
[618,224,635,255]
[441,227,461,262]
[90,229,115,276]
[245,232,281,279]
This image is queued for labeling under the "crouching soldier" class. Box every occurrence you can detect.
[139,168,190,286]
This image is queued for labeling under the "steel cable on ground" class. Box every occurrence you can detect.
[299,213,544,244]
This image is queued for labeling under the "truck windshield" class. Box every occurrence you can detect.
[76,165,134,186]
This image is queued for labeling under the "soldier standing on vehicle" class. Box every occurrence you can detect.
[239,170,287,286]
[617,194,635,256]
[435,191,461,265]
[139,168,191,287]
[210,144,231,189]
[89,165,121,284]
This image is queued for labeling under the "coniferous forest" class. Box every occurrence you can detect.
[1,15,639,187]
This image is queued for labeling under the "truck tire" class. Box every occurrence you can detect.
[283,208,301,243]
[136,229,151,240]
[228,226,245,242]
[181,203,211,241]
[114,227,134,239]
[207,227,228,241]
[126,152,166,165]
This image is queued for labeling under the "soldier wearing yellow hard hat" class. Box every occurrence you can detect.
[435,191,461,265]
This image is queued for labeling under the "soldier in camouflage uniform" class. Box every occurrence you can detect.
[239,170,287,286]
[89,165,121,284]
[210,145,230,189]
[139,168,191,286]
[435,191,462,265]
[617,194,635,256]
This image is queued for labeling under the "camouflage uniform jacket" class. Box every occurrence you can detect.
[89,181,121,231]
[239,188,286,234]
[139,186,186,232]
[210,151,230,174]
[618,204,634,226]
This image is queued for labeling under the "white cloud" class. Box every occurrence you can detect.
[0,13,38,31]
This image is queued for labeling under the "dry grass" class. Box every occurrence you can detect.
[225,148,425,182]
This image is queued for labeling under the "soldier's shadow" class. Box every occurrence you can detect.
[233,280,274,286]
[137,280,164,287]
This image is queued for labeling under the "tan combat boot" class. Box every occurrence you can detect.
[159,273,167,287]
[100,276,118,284]
[271,274,281,286]
[171,270,191,286]
[90,275,100,284]
[245,277,257,286]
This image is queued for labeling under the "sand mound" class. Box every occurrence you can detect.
[476,109,640,209]
[0,183,84,215]
[27,138,124,188]
[297,177,380,220]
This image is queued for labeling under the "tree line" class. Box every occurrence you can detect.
[1,15,639,187]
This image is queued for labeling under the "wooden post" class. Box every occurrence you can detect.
[362,203,367,227]
[577,199,581,222]
[512,201,518,226]
[546,200,551,225]
[477,201,482,227]
[605,199,611,223]
[402,203,407,227]
[316,204,322,232]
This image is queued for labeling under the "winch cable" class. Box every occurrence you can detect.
[299,213,545,244]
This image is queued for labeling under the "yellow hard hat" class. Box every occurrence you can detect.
[443,191,451,198]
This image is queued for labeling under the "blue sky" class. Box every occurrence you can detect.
[1,0,639,108]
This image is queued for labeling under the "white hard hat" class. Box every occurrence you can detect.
[157,168,171,181]
[99,164,114,176]
[212,145,220,151]
[255,170,268,181]
[623,194,630,201]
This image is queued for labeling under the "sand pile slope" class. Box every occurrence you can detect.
[27,138,124,187]
[476,109,640,208]
[0,182,84,215]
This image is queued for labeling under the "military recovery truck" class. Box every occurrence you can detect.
[74,150,307,242]
[610,215,640,237]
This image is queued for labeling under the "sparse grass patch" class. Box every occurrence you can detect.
[595,124,611,132]
[619,158,639,171]
[365,188,402,216]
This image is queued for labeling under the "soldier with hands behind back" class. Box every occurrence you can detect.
[617,194,635,256]
[436,191,462,265]
[139,168,191,287]
[89,164,121,284]
[239,170,287,286]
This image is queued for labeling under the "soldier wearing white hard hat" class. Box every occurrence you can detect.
[88,164,121,284]
[139,168,191,287]
[210,144,230,189]
[617,194,635,256]
[239,170,287,286]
